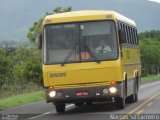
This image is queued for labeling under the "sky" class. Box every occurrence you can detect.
[0,0,160,42]
[148,0,160,3]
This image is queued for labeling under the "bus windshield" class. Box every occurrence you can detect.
[44,21,118,64]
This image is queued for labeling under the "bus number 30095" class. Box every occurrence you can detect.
[49,72,67,78]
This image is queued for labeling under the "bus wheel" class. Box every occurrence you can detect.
[135,77,139,102]
[55,102,65,113]
[116,96,125,109]
[134,80,138,102]
[86,102,93,105]
[75,102,84,106]
[116,87,126,109]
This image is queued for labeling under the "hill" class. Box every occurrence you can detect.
[0,0,160,42]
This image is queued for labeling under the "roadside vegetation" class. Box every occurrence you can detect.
[141,74,160,82]
[0,6,159,110]
[139,30,160,76]
[0,7,71,100]
[0,90,44,111]
[0,47,42,99]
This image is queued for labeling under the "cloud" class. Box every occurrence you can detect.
[148,0,160,3]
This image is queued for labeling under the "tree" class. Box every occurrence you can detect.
[53,7,72,13]
[139,30,160,41]
[11,47,41,84]
[27,6,72,43]
[139,30,160,76]
[0,48,15,87]
[23,59,42,86]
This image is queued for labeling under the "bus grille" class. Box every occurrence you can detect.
[54,81,110,89]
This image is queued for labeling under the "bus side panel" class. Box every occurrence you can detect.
[122,47,141,97]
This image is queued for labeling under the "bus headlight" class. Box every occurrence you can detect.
[109,87,117,94]
[49,91,56,98]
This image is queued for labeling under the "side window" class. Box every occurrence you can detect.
[118,21,139,47]
[120,23,123,31]
[135,29,137,45]
[127,26,131,45]
[124,24,128,45]
[132,28,136,46]
[130,27,134,45]
[124,25,129,45]
[117,22,121,29]
[129,27,133,45]
[118,22,126,45]
[117,22,138,47]
[122,24,126,44]
[135,29,139,45]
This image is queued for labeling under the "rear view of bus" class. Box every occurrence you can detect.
[39,10,141,113]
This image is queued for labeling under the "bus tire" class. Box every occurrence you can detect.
[55,102,65,113]
[135,76,139,102]
[116,86,126,109]
[86,102,93,105]
[116,96,125,109]
[75,102,84,106]
[135,80,138,102]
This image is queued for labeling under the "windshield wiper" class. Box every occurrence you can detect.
[61,48,75,66]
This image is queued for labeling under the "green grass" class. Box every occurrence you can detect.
[0,83,42,99]
[0,90,44,111]
[141,74,160,82]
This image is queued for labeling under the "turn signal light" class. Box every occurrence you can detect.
[49,86,54,89]
[110,81,116,84]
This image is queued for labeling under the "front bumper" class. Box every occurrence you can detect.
[45,84,123,103]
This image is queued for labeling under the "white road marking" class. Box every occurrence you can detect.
[128,92,160,114]
[28,112,50,120]
[28,104,74,119]
[155,95,160,100]
[136,110,144,115]
[146,102,153,107]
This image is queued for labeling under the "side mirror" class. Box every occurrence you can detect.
[37,34,42,49]
[118,29,126,44]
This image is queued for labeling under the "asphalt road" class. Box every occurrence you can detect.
[1,81,160,120]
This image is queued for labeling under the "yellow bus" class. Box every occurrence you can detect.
[38,10,141,113]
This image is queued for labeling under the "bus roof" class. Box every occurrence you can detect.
[44,10,136,26]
